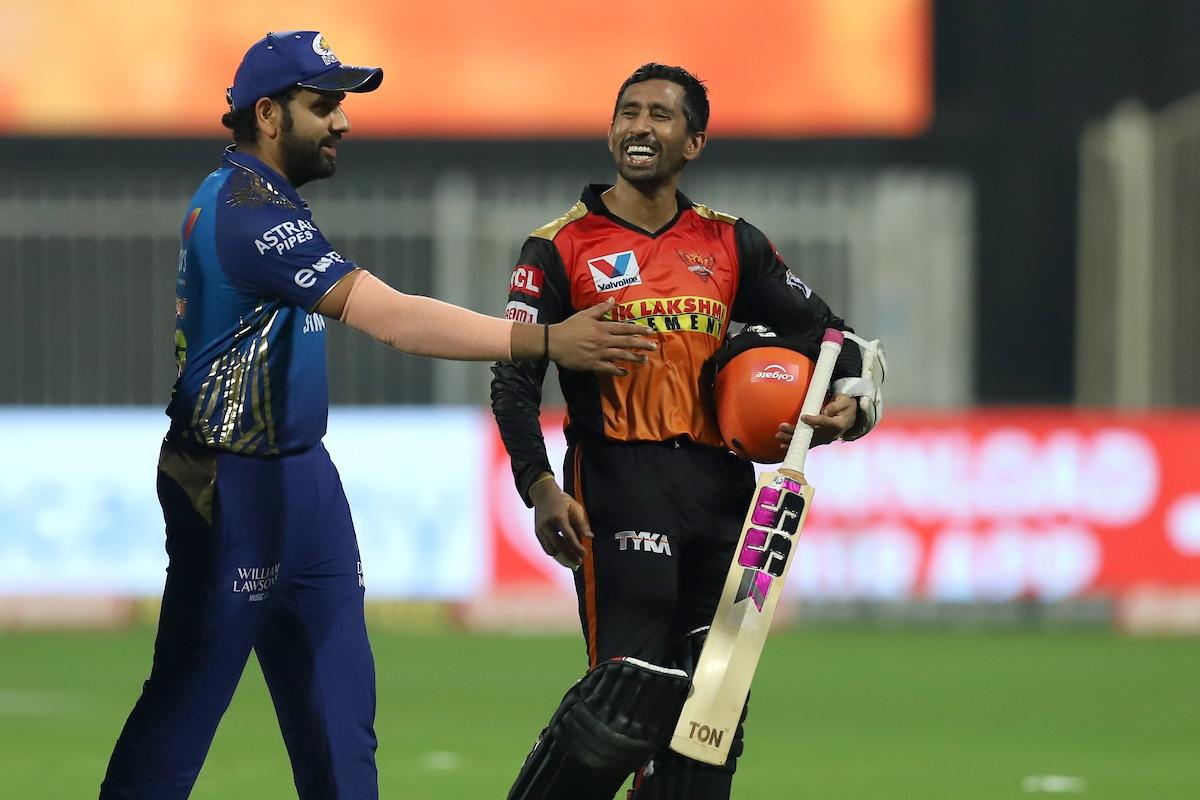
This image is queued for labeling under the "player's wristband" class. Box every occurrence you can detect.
[527,472,558,506]
[529,472,556,491]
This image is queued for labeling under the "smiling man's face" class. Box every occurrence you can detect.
[608,79,704,191]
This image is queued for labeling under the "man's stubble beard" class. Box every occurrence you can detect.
[279,125,336,188]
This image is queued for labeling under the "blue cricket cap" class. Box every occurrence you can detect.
[227,31,383,112]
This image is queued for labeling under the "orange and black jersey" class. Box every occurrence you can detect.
[491,184,862,505]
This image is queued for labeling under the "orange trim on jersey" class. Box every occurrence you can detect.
[574,444,599,668]
[629,765,648,797]
[583,535,597,668]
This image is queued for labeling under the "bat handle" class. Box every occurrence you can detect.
[780,328,844,474]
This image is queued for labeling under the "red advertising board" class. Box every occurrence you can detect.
[485,412,576,595]
[485,411,1200,602]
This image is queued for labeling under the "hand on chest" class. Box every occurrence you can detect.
[569,230,736,340]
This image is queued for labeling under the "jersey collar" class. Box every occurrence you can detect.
[222,146,307,209]
[581,183,694,239]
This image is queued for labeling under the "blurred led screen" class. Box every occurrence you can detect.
[5,0,930,137]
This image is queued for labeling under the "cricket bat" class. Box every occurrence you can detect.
[669,328,844,765]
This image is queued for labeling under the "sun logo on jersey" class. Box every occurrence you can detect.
[676,250,716,282]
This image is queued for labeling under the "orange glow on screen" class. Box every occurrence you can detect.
[5,0,929,137]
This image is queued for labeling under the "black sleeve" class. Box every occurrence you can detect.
[489,237,573,507]
[730,219,863,380]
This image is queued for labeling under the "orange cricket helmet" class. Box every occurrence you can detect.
[709,326,817,464]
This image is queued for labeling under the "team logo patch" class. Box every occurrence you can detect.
[505,300,538,323]
[751,362,800,383]
[510,265,543,297]
[587,250,642,292]
[312,34,338,66]
[676,249,715,281]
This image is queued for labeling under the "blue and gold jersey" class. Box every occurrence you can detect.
[167,149,356,456]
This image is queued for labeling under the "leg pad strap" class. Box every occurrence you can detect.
[508,658,690,800]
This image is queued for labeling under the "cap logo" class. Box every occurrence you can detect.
[312,34,338,66]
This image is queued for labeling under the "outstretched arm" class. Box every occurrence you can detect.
[320,269,654,370]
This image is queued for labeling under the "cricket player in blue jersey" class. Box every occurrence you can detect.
[98,31,654,800]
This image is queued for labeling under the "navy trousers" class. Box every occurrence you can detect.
[100,441,377,799]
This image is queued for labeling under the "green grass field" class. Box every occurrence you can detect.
[2,628,1198,799]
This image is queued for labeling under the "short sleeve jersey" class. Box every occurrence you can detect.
[166,148,356,455]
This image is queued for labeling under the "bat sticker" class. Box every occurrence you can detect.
[733,482,805,610]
